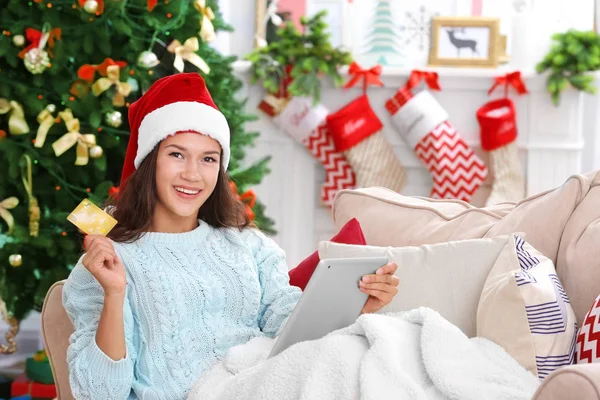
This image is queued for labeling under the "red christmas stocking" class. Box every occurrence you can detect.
[260,95,356,206]
[477,98,525,206]
[326,95,406,191]
[386,86,487,202]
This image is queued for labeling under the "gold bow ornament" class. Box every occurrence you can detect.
[0,197,19,235]
[52,109,97,166]
[91,64,132,107]
[0,297,19,355]
[262,94,290,116]
[194,0,216,42]
[0,98,30,135]
[20,154,40,237]
[167,37,210,74]
[34,104,57,148]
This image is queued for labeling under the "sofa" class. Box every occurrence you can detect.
[41,171,600,399]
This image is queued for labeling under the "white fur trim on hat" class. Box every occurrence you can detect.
[134,101,230,169]
[390,90,448,149]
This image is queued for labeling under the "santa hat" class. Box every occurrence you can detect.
[120,72,230,185]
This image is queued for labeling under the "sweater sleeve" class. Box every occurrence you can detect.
[62,257,136,400]
[244,228,302,337]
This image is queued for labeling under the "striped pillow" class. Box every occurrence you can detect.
[477,234,577,380]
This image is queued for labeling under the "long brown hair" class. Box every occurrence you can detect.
[107,145,253,243]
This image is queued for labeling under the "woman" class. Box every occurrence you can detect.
[63,73,400,399]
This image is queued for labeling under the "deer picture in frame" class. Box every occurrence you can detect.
[429,16,500,68]
[445,28,479,57]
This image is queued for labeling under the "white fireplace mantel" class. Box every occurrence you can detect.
[232,61,596,267]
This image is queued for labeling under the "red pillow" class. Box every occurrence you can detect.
[288,218,366,290]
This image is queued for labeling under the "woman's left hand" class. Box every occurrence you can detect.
[360,262,399,314]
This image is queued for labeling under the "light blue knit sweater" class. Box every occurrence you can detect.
[62,222,302,399]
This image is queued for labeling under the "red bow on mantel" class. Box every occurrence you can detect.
[18,27,62,59]
[488,71,529,97]
[343,62,383,93]
[405,70,441,91]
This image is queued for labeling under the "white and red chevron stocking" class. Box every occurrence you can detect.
[261,96,355,206]
[386,88,487,202]
[576,293,600,364]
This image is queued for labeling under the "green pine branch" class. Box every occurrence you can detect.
[245,10,353,104]
[536,29,600,105]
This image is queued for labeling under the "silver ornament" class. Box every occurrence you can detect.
[83,0,99,14]
[89,145,103,159]
[24,48,50,74]
[47,104,56,113]
[12,35,25,47]
[105,111,122,128]
[137,51,160,69]
[8,254,22,268]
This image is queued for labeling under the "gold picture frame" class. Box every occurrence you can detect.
[428,16,501,68]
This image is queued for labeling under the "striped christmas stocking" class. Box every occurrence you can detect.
[476,97,525,206]
[326,95,406,192]
[386,88,487,202]
[260,95,356,206]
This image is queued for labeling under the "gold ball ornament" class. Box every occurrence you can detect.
[89,145,103,159]
[105,111,122,128]
[24,48,50,75]
[8,254,22,268]
[83,0,99,14]
[12,34,25,47]
[137,51,160,69]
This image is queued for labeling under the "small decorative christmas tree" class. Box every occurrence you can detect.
[361,0,404,66]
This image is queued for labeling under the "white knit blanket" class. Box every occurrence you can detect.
[188,308,540,400]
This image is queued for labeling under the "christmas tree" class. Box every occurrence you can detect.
[0,0,273,334]
[360,0,404,66]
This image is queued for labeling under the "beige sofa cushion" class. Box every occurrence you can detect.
[532,364,600,400]
[317,234,512,337]
[332,171,600,327]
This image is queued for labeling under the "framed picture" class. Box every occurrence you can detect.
[428,16,501,67]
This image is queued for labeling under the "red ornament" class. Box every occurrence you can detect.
[0,129,6,140]
[18,27,61,59]
[108,186,120,197]
[229,181,256,220]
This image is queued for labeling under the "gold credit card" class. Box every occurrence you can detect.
[67,199,118,236]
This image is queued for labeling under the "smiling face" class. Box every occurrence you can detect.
[152,132,222,232]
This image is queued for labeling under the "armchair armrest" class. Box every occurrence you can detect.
[532,364,600,400]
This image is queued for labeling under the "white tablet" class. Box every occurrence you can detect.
[268,256,389,358]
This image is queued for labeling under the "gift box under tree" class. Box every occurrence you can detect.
[10,350,56,399]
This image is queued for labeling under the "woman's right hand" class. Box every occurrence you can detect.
[82,235,127,297]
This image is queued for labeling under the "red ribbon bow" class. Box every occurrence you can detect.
[488,71,529,97]
[77,57,128,83]
[148,0,158,11]
[343,62,383,93]
[78,0,105,14]
[230,182,257,221]
[18,27,62,59]
[405,70,441,91]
